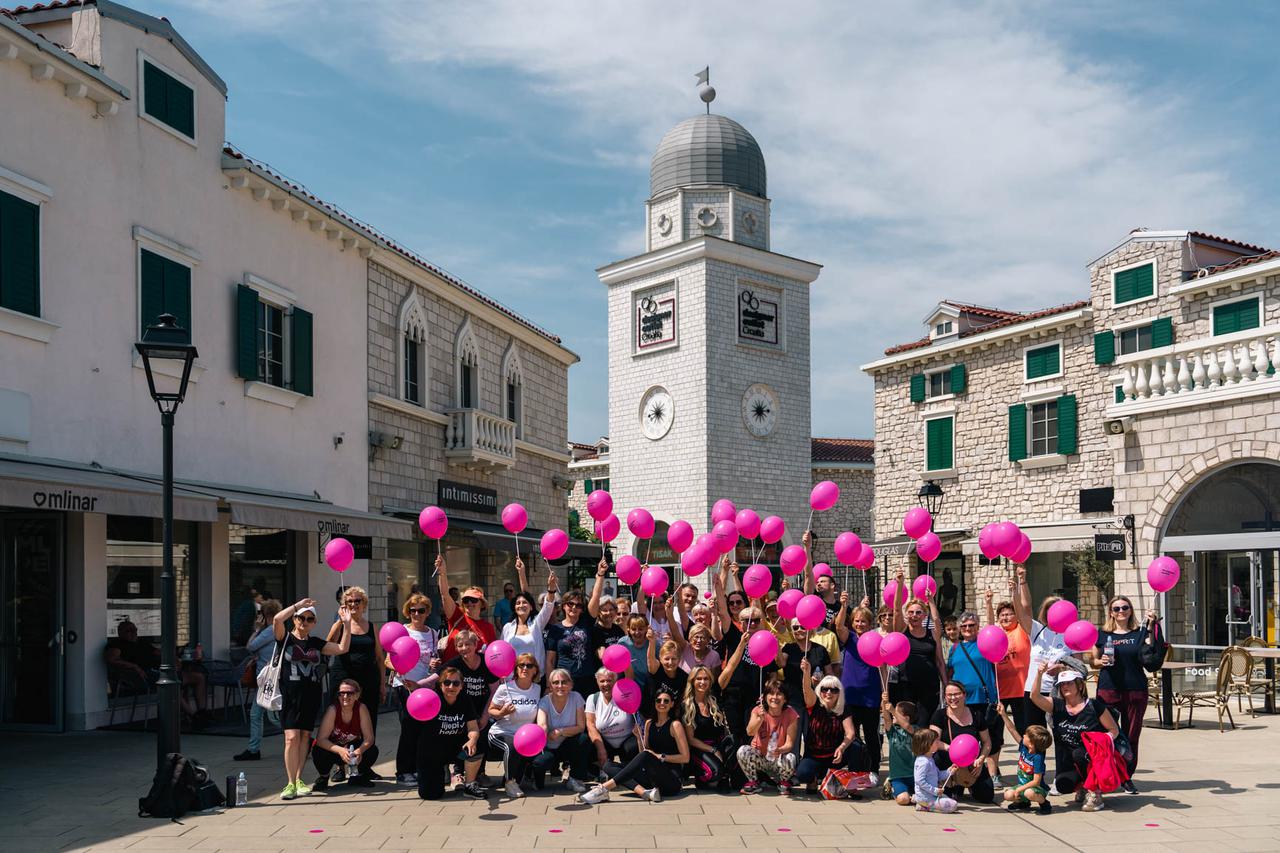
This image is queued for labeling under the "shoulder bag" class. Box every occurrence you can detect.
[255,637,286,712]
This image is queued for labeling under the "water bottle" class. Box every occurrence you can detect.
[765,728,779,761]
[235,772,248,807]
[345,746,359,778]
[1103,636,1115,667]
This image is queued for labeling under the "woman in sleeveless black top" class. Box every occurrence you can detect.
[326,586,385,732]
[577,685,690,803]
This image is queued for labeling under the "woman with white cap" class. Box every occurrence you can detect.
[1028,661,1121,812]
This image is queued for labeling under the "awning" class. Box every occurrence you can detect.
[871,528,969,557]
[958,520,1097,555]
[211,487,413,539]
[462,519,601,562]
[0,455,218,521]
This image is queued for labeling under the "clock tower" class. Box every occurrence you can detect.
[597,78,822,582]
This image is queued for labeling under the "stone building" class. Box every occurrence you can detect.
[864,229,1280,677]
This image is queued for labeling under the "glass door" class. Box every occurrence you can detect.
[0,513,64,730]
[1224,552,1263,646]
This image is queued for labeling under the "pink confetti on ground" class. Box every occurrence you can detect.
[776,828,791,832]
[548,829,563,833]
[309,829,324,834]
[942,827,957,832]
[1145,823,1160,827]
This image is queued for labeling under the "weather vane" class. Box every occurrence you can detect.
[696,66,715,113]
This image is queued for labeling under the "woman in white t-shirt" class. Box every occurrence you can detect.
[501,561,557,674]
[531,668,589,793]
[1013,566,1073,729]
[393,593,439,785]
[585,667,639,774]
[487,652,543,798]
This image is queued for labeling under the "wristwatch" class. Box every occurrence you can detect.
[660,753,666,763]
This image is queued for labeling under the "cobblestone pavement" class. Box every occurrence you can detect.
[5,707,1279,853]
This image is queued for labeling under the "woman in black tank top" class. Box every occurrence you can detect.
[577,686,690,804]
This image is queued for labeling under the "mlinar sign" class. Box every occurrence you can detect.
[438,480,497,514]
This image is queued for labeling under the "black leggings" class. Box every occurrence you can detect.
[312,742,379,778]
[937,749,995,804]
[847,705,881,772]
[1051,746,1092,794]
[395,686,422,775]
[609,751,683,796]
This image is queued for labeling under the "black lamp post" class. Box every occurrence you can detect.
[917,480,944,526]
[135,314,198,772]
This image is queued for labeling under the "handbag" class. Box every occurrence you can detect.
[820,768,878,800]
[255,638,286,712]
[1139,622,1167,673]
[240,657,257,687]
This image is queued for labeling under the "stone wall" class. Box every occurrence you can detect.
[809,466,874,569]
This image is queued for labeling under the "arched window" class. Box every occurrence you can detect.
[398,292,427,405]
[1165,462,1280,538]
[502,342,524,438]
[454,318,479,409]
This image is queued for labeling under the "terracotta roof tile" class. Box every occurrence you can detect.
[3,1,89,12]
[939,301,1022,320]
[1188,231,1273,255]
[1198,250,1280,277]
[811,438,874,464]
[883,299,1090,356]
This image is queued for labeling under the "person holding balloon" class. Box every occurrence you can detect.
[546,589,595,698]
[834,595,887,772]
[500,559,557,676]
[928,680,995,803]
[646,637,689,717]
[1091,594,1163,791]
[618,613,653,690]
[717,606,769,744]
[487,652,544,798]
[325,586,386,735]
[587,559,626,666]
[1027,662,1122,812]
[891,583,945,726]
[944,611,1001,788]
[736,680,799,794]
[1012,565,1074,732]
[415,666,486,800]
[436,554,497,662]
[986,585,1032,736]
[675,623,721,673]
[681,665,734,789]
[794,657,862,795]
[531,667,591,793]
[585,667,641,771]
[577,684,690,803]
[388,593,440,786]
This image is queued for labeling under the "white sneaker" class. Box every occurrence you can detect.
[577,785,609,804]
[644,787,662,803]
[1048,781,1060,796]
[504,780,525,799]
[565,777,588,794]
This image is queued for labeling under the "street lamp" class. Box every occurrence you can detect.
[917,480,944,521]
[135,313,198,772]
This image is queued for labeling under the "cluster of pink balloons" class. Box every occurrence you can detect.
[902,508,942,563]
[858,631,911,667]
[1044,598,1098,652]
[586,490,621,544]
[324,537,354,573]
[380,623,422,676]
[833,531,877,571]
[978,520,1032,564]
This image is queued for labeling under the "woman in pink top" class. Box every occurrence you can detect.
[675,623,721,673]
[735,680,799,794]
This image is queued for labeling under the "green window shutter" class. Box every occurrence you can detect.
[1114,263,1154,304]
[601,479,610,492]
[925,417,953,471]
[1093,331,1115,365]
[584,478,594,493]
[166,74,195,138]
[0,190,40,317]
[1115,386,1125,404]
[1008,404,1027,462]
[1025,344,1060,379]
[140,250,191,341]
[139,249,165,336]
[1057,394,1078,455]
[909,373,926,403]
[163,258,191,341]
[950,363,967,394]
[1213,299,1260,336]
[143,61,169,125]
[290,306,314,396]
[236,284,260,380]
[1150,317,1173,348]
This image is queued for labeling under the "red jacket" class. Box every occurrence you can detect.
[1081,731,1130,793]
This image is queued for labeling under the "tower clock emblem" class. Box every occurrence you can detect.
[640,386,675,440]
[741,384,779,437]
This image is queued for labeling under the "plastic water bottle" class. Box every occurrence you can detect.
[765,728,779,761]
[235,772,248,807]
[1103,636,1116,666]
[345,746,359,778]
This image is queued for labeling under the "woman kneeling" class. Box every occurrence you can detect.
[577,686,689,803]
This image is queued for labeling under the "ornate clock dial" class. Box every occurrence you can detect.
[640,386,675,440]
[741,384,779,437]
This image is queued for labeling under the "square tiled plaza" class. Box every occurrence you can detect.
[8,709,1280,853]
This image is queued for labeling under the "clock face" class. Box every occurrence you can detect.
[742,384,779,437]
[640,386,674,440]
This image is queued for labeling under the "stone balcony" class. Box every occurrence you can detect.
[1109,325,1280,416]
[444,408,517,470]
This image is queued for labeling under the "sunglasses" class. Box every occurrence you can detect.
[819,686,840,694]
[907,610,925,617]
[409,607,428,615]
[516,663,536,670]
[297,615,316,623]
[729,599,746,607]
[960,623,978,630]
[441,679,462,687]
[654,697,673,705]
[946,693,965,700]
[1111,605,1132,613]
[563,601,582,609]
[338,692,358,698]
[462,597,480,605]
[344,599,365,605]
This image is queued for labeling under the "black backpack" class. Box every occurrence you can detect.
[139,753,223,820]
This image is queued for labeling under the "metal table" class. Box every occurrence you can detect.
[1159,661,1201,728]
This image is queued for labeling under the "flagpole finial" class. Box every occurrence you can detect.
[696,66,715,113]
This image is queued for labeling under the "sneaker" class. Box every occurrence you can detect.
[1048,781,1061,797]
[992,775,1007,792]
[577,785,610,805]
[1074,788,1087,805]
[233,750,261,761]
[396,773,417,787]
[643,787,662,803]
[461,781,487,799]
[1036,801,1053,815]
[280,782,297,801]
[779,779,794,796]
[1082,791,1104,812]
[740,780,761,795]
[1121,780,1138,795]
[565,778,588,794]
[504,780,525,799]
[293,780,313,797]
[1006,799,1031,811]
[312,776,329,792]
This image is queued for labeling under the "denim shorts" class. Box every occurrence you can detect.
[891,777,914,796]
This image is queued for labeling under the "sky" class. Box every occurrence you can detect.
[146,0,1280,442]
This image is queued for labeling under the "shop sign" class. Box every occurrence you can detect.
[316,532,372,563]
[1093,533,1126,562]
[738,286,779,345]
[438,479,498,514]
[636,293,677,351]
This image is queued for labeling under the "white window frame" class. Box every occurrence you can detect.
[921,409,956,478]
[137,50,198,147]
[1208,291,1265,337]
[1027,399,1060,458]
[501,341,524,438]
[245,273,296,391]
[1110,258,1157,308]
[1022,340,1063,383]
[924,363,956,401]
[1110,313,1158,357]
[454,317,480,409]
[397,291,428,406]
[0,164,57,343]
[934,320,954,337]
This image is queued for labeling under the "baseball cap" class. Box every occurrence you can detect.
[296,605,317,616]
[460,587,486,602]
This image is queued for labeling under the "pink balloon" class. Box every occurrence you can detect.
[759,515,787,545]
[501,503,528,535]
[406,687,440,721]
[748,630,779,666]
[1007,532,1032,564]
[978,523,1002,561]
[696,533,716,554]
[883,579,905,609]
[812,562,833,581]
[742,564,772,599]
[856,630,883,667]
[390,635,421,675]
[613,678,642,713]
[949,733,980,767]
[627,507,655,539]
[833,532,862,565]
[484,639,517,678]
[1047,600,1078,634]
[540,529,569,561]
[776,588,804,620]
[418,506,448,539]
[916,531,942,563]
[856,544,876,570]
[586,489,613,522]
[711,499,737,525]
[379,621,409,650]
[780,545,808,577]
[681,545,710,577]
[912,575,937,599]
[977,625,1009,663]
[703,591,713,599]
[1064,619,1099,652]
[796,594,826,630]
[666,520,695,554]
[992,521,1021,556]
[879,631,911,667]
[903,507,932,539]
[712,520,740,554]
[596,513,621,543]
[601,644,631,674]
[616,555,643,585]
[640,566,669,596]
[735,509,762,540]
[809,480,840,512]
[324,537,354,573]
[514,722,548,757]
[1147,556,1180,593]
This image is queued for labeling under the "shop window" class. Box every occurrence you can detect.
[386,539,436,629]
[228,526,293,646]
[107,516,198,645]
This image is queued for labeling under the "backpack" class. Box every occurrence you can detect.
[139,753,223,820]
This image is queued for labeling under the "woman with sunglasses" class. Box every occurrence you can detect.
[578,685,689,803]
[326,585,386,734]
[834,594,886,773]
[546,589,595,698]
[436,553,496,661]
[588,559,626,671]
[417,666,486,800]
[1091,595,1161,792]
[272,598,351,800]
[585,667,639,774]
[794,660,861,796]
[945,610,1001,787]
[393,593,439,786]
[1013,565,1073,732]
[1029,662,1121,811]
[645,638,689,717]
[311,679,378,789]
[531,667,591,793]
[893,587,945,726]
[501,559,556,674]
[681,665,733,788]
[929,680,995,803]
[718,606,769,748]
[487,652,543,798]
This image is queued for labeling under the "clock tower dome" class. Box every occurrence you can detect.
[597,75,822,583]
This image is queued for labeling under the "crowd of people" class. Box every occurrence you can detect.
[240,534,1164,814]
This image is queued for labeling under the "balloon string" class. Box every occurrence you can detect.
[645,537,652,565]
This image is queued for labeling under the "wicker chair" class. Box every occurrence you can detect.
[1146,645,1173,726]
[1172,648,1236,732]
[1225,646,1275,715]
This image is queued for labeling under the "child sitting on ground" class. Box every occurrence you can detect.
[881,693,917,806]
[911,728,958,813]
[997,703,1052,814]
